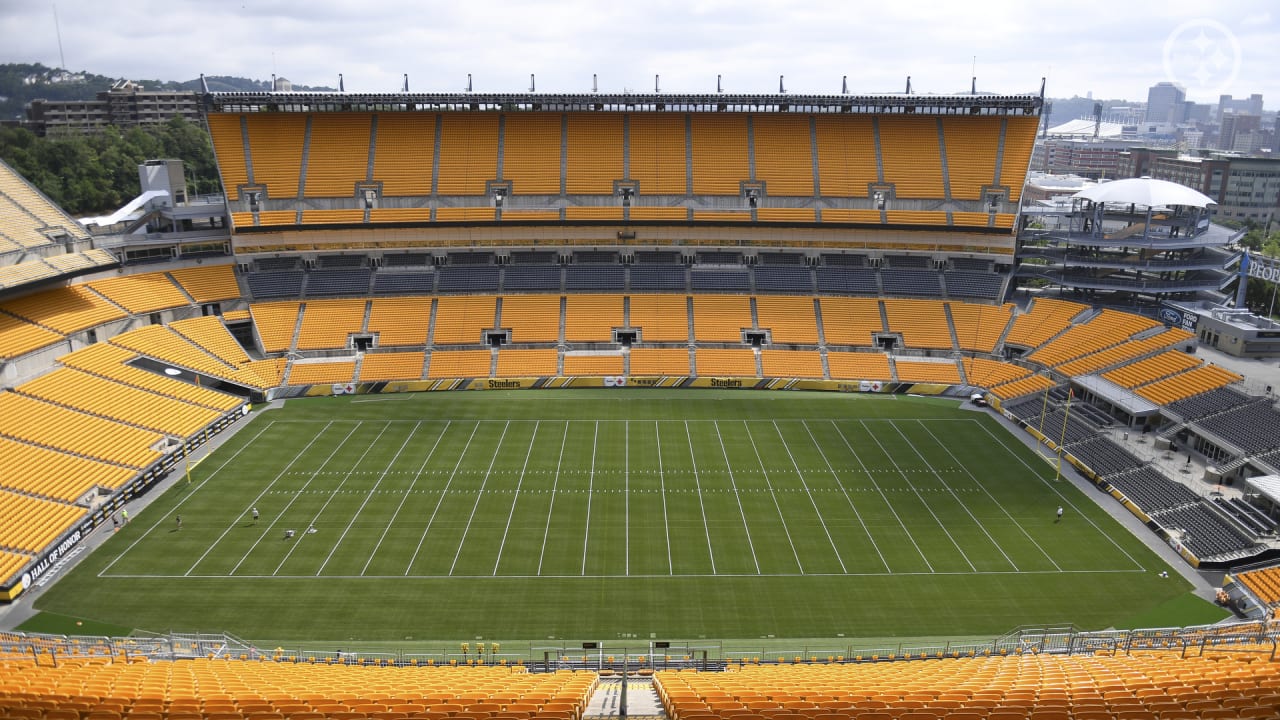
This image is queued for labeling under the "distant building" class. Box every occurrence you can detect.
[1146,82,1186,124]
[1117,150,1280,228]
[1032,138,1138,179]
[1021,172,1096,204]
[1221,114,1262,151]
[24,80,202,135]
[1218,93,1265,124]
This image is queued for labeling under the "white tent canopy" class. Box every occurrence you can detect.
[1074,177,1216,209]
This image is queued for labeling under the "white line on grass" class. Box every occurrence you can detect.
[225,421,364,576]
[315,421,424,575]
[100,419,278,577]
[654,420,673,575]
[680,417,721,573]
[445,417,509,573]
[972,419,1147,571]
[734,420,803,574]
[766,420,848,573]
[701,415,757,571]
[913,420,1060,571]
[536,421,570,576]
[492,420,541,575]
[624,419,630,576]
[861,420,977,571]
[829,420,935,572]
[580,420,598,576]
[361,421,450,576]
[115,567,1149,580]
[800,420,891,573]
[271,422,395,575]
[447,421,511,576]
[888,420,1020,572]
[404,421,482,575]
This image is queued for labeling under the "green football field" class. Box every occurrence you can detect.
[33,390,1208,644]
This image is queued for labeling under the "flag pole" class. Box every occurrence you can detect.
[1055,389,1073,483]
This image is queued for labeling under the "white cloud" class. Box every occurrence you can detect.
[0,0,1275,104]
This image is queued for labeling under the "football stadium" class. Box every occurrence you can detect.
[3,83,1280,719]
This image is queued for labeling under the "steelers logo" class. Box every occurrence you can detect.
[1162,18,1242,97]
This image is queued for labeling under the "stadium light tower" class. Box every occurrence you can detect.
[717,75,723,93]
[466,74,472,92]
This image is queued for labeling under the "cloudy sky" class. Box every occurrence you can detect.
[1,0,1276,105]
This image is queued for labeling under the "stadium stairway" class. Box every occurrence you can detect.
[583,676,665,718]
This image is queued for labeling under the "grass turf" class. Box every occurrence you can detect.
[34,390,1210,643]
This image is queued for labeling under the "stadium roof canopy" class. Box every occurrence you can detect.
[1046,118,1125,138]
[205,91,1043,116]
[1245,475,1280,507]
[1074,177,1217,209]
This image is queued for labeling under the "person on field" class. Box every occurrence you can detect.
[1055,506,1064,523]
[252,507,259,522]
[176,515,183,531]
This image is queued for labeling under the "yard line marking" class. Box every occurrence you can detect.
[536,421,570,576]
[102,419,278,577]
[624,419,630,576]
[404,421,482,575]
[315,421,423,576]
[800,420,891,573]
[116,567,1149,580]
[683,421,726,576]
[271,421,395,576]
[972,419,1147,571]
[701,420,757,571]
[492,420,541,575]
[226,421,363,576]
[361,421,451,576]
[889,420,1019,572]
[734,420,803,574]
[448,420,512,576]
[654,421,673,575]
[862,420,976,571]
[829,420,934,572]
[766,420,848,573]
[581,420,598,576]
[913,420,1060,571]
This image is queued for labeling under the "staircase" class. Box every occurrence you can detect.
[582,676,665,719]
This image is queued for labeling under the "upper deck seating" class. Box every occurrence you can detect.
[304,113,371,198]
[565,112,623,194]
[244,114,305,199]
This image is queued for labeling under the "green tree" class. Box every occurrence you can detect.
[0,117,219,215]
